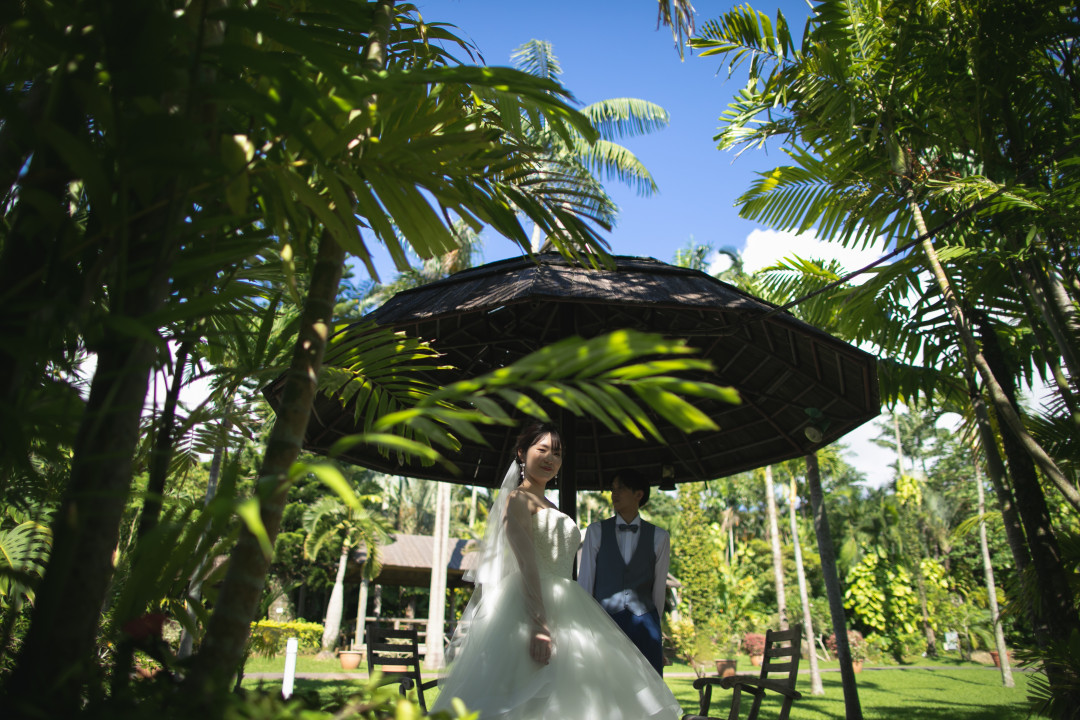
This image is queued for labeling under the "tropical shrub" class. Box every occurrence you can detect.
[843,548,922,658]
[248,620,325,657]
[674,484,720,628]
[669,616,698,663]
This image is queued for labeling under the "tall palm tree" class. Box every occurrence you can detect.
[695,0,1080,706]
[786,470,823,695]
[694,0,1079,509]
[763,465,789,629]
[302,496,389,657]
[973,458,1015,688]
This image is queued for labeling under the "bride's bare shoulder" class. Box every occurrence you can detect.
[507,488,551,515]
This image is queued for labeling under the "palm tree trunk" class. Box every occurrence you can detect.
[906,194,1080,513]
[764,466,788,629]
[805,453,862,720]
[355,578,370,650]
[3,229,180,715]
[790,476,823,695]
[319,546,349,656]
[425,481,451,668]
[1010,260,1080,423]
[892,412,906,479]
[1021,254,1080,386]
[968,378,1031,577]
[976,462,1014,688]
[893,412,937,656]
[183,231,347,697]
[469,486,478,528]
[978,316,1078,652]
[138,339,193,539]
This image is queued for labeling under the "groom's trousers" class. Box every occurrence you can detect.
[610,607,664,676]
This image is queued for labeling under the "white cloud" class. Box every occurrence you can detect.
[840,419,894,488]
[734,228,888,279]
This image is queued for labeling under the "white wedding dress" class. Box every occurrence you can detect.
[432,507,683,719]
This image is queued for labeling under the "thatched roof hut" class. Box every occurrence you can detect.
[348,533,478,588]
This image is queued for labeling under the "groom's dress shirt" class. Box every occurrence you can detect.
[578,514,670,613]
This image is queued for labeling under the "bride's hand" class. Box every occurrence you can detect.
[530,629,552,665]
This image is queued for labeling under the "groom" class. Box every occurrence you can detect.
[577,469,670,675]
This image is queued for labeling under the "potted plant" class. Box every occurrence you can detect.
[989,649,1014,667]
[827,630,867,672]
[337,643,365,670]
[713,631,741,678]
[742,632,766,666]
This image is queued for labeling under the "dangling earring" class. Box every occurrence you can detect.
[518,460,525,483]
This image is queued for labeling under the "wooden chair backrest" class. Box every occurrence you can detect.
[758,624,802,688]
[366,625,423,685]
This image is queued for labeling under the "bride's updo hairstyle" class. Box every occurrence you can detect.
[514,421,563,472]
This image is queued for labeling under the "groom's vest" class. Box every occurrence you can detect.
[593,517,656,616]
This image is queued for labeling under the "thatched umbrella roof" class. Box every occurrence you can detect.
[277,254,879,510]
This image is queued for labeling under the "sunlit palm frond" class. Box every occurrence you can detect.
[656,0,697,59]
[583,99,669,141]
[349,329,738,475]
[511,39,562,85]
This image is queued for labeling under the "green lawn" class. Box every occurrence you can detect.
[670,668,1032,720]
[243,655,1032,719]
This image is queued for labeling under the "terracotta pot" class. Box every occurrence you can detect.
[715,659,738,678]
[989,651,1014,667]
[338,649,364,670]
[852,660,863,673]
[750,654,764,667]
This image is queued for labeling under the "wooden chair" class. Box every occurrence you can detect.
[365,625,438,713]
[682,624,803,720]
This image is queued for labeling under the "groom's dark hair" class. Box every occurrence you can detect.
[613,468,651,508]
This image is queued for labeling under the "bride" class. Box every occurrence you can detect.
[431,422,683,719]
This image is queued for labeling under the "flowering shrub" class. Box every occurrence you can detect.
[742,632,766,656]
[826,629,867,662]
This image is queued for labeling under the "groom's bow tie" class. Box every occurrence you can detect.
[618,523,638,533]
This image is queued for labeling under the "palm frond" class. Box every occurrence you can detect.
[582,98,669,141]
[656,0,697,59]
[0,518,52,604]
[347,330,738,474]
[511,40,563,85]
